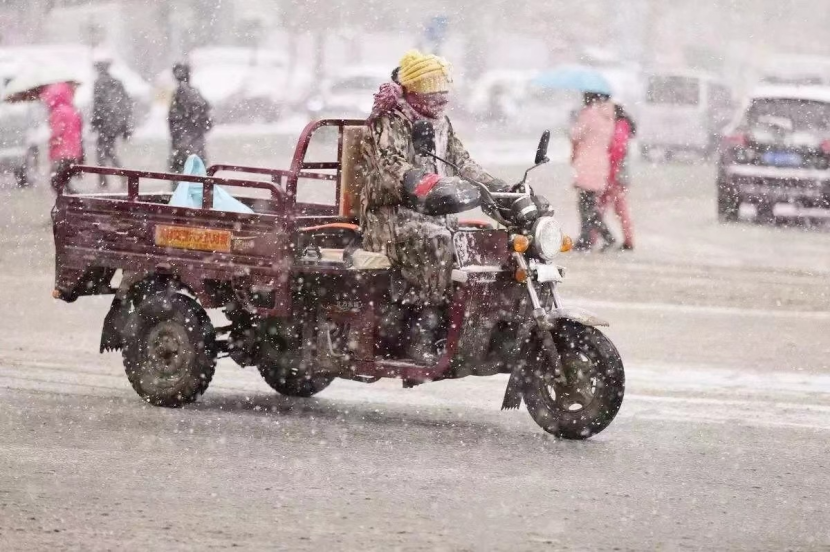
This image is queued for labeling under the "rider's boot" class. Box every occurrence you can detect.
[406,306,443,364]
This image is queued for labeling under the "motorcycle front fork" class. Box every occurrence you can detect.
[512,253,561,330]
[513,253,565,381]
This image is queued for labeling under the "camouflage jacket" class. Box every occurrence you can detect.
[359,108,497,253]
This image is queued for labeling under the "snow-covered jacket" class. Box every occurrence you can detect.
[609,117,633,186]
[40,83,83,162]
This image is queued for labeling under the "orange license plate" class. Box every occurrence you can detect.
[154,225,232,253]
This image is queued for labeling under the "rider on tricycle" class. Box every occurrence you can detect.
[50,51,624,440]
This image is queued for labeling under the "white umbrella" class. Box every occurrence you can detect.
[2,64,82,103]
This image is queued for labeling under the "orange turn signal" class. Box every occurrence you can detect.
[52,289,60,299]
[512,235,530,253]
[560,235,573,253]
[514,268,529,283]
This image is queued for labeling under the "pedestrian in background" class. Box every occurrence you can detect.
[168,62,212,173]
[571,92,616,251]
[599,104,637,250]
[41,83,83,195]
[91,55,133,188]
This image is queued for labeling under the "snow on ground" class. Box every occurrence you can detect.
[1,139,829,551]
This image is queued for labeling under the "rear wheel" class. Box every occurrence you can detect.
[122,293,216,407]
[257,325,333,398]
[523,321,625,440]
[14,147,39,188]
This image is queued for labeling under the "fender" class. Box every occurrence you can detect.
[547,306,609,328]
[100,274,203,353]
[500,310,607,410]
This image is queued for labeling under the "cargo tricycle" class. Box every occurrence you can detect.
[51,118,624,439]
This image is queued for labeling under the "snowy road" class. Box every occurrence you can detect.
[1,153,829,550]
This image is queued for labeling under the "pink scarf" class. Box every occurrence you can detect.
[367,82,447,124]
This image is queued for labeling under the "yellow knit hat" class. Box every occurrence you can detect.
[397,49,452,94]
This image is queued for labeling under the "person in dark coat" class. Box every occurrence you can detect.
[91,58,133,188]
[168,62,212,173]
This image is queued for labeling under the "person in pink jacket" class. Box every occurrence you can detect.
[40,83,83,194]
[570,92,616,251]
[599,104,636,250]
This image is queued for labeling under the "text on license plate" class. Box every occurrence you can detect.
[739,184,822,198]
[762,151,802,166]
[154,225,232,252]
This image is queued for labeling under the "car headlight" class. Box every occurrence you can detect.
[532,216,564,261]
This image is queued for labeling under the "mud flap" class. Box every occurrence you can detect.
[501,368,525,410]
[100,297,131,353]
[501,327,563,410]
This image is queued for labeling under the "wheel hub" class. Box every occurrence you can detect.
[145,321,194,380]
[547,351,598,412]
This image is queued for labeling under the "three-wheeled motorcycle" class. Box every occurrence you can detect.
[51,118,624,439]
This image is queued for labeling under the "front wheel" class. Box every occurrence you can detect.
[523,321,625,439]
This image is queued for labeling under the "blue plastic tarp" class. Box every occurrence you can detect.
[169,155,254,214]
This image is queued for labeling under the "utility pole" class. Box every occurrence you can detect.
[643,0,662,69]
[24,0,49,43]
[614,0,648,66]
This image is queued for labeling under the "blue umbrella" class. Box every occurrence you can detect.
[532,66,613,96]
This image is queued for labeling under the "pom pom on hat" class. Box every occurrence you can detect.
[397,49,452,94]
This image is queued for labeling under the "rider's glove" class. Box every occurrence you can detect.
[403,169,444,199]
[402,168,479,215]
[403,168,467,200]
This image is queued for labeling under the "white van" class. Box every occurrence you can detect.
[640,71,736,160]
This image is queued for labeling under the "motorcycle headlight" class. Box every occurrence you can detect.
[532,217,563,261]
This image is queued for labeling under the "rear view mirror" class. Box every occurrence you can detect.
[412,120,436,154]
[535,130,551,165]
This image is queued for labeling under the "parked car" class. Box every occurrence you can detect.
[639,70,735,161]
[716,85,830,223]
[758,54,830,87]
[305,66,389,120]
[0,44,151,187]
[0,61,43,186]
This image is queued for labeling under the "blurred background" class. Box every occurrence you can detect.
[3,0,830,136]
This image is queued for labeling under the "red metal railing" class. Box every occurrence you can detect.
[66,165,284,210]
[286,119,365,205]
[63,118,366,213]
